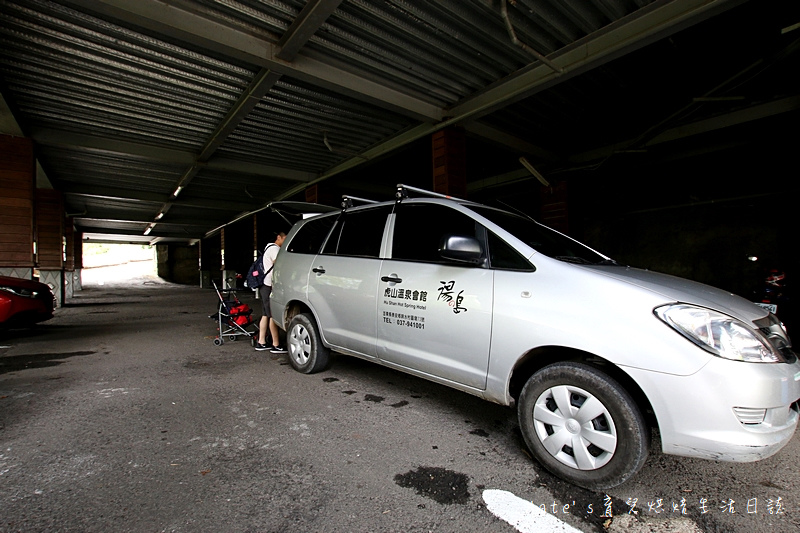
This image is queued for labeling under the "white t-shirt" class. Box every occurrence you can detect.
[262,243,280,287]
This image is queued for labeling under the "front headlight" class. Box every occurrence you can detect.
[0,286,37,298]
[654,304,784,363]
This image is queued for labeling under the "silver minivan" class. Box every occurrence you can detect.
[270,184,799,489]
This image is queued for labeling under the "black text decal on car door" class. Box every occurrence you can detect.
[383,288,428,330]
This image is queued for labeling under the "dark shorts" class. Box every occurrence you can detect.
[259,284,272,318]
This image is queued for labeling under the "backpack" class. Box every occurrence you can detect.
[244,244,276,289]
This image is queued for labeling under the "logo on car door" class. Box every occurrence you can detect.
[437,280,468,314]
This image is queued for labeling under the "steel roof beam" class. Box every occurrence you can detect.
[80,232,167,243]
[68,0,344,232]
[75,216,216,228]
[646,95,800,146]
[463,123,559,162]
[449,0,746,121]
[29,128,315,181]
[277,0,345,61]
[29,127,197,165]
[204,158,316,182]
[316,0,746,182]
[195,69,283,163]
[60,0,442,123]
[64,187,263,212]
[569,95,800,166]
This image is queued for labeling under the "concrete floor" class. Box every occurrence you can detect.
[1,273,798,533]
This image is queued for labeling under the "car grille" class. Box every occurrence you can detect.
[732,407,766,425]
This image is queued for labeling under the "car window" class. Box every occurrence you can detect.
[322,206,390,258]
[469,205,608,264]
[285,215,337,254]
[392,203,481,264]
[487,231,535,271]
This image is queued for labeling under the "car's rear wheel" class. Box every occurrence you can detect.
[518,362,649,490]
[286,313,330,374]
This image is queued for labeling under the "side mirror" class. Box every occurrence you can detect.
[439,235,484,265]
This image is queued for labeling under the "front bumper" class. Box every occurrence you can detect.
[627,356,800,462]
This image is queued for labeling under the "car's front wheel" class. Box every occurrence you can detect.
[286,313,330,374]
[518,362,649,490]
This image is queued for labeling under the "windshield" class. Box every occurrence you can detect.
[468,205,612,265]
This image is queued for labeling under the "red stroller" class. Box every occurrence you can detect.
[211,280,259,346]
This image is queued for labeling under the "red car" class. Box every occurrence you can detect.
[0,275,56,328]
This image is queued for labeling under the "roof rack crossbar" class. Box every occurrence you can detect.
[395,183,466,202]
[341,195,379,209]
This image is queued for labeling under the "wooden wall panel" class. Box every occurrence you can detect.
[0,135,34,268]
[431,127,466,199]
[35,188,64,269]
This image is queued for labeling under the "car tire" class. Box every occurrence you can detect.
[518,362,649,490]
[286,313,330,374]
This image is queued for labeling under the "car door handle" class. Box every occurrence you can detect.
[381,276,402,283]
[312,267,326,274]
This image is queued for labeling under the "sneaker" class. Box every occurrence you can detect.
[270,345,287,354]
[254,342,269,351]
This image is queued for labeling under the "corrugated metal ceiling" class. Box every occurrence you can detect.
[0,0,797,243]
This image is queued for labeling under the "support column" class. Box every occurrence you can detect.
[0,135,35,279]
[305,183,339,206]
[249,216,259,299]
[199,236,221,288]
[72,230,83,291]
[64,217,76,298]
[540,181,569,235]
[35,188,65,307]
[220,228,234,289]
[432,127,467,198]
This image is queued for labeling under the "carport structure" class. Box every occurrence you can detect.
[0,1,797,303]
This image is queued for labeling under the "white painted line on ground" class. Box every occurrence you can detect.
[483,489,585,533]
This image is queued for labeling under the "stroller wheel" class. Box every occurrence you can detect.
[213,338,222,346]
[229,335,237,341]
[250,336,257,347]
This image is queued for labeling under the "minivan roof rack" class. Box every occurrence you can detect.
[395,183,467,203]
[341,195,379,209]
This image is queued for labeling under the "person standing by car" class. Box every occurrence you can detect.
[255,231,286,353]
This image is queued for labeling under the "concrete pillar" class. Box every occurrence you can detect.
[64,217,75,298]
[432,127,467,198]
[72,230,83,291]
[0,135,35,279]
[199,236,221,289]
[35,188,65,307]
[220,227,237,290]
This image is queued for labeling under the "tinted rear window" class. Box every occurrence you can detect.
[323,206,391,258]
[286,216,336,255]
